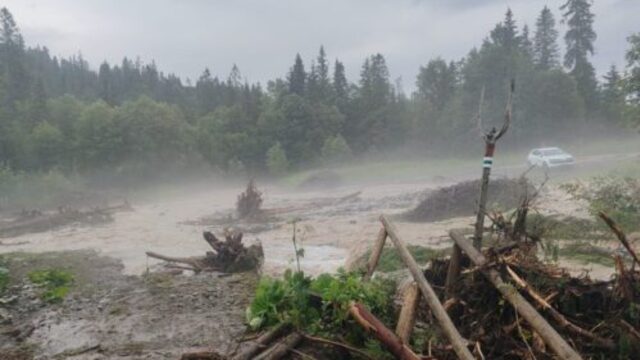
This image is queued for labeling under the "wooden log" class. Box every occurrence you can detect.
[349,302,421,360]
[145,251,204,271]
[231,323,290,360]
[444,244,462,299]
[505,265,615,349]
[395,282,420,343]
[364,227,387,281]
[181,350,224,360]
[380,215,475,360]
[253,332,303,360]
[449,229,583,360]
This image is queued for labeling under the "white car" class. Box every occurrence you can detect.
[527,147,575,169]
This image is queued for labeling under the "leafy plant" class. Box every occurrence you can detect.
[27,269,74,303]
[562,177,640,233]
[0,266,8,294]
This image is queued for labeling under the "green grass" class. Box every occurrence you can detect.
[27,268,74,303]
[362,245,448,273]
[558,242,615,267]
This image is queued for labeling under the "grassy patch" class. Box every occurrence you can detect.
[27,269,74,303]
[557,242,615,267]
[526,213,600,240]
[362,245,448,273]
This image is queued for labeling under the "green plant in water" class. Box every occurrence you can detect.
[27,269,74,303]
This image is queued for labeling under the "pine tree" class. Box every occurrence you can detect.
[0,7,30,108]
[287,54,306,96]
[316,46,331,102]
[561,0,598,112]
[601,65,624,124]
[534,6,560,70]
[491,8,519,51]
[520,25,534,59]
[332,59,348,109]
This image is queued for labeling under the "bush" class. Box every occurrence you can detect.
[562,176,640,232]
[246,269,395,341]
[27,268,74,303]
[0,266,8,294]
[321,134,352,164]
[266,142,289,176]
[0,166,83,211]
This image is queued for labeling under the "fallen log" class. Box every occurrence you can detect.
[380,215,475,360]
[231,323,290,360]
[253,332,303,360]
[363,227,387,281]
[395,281,420,343]
[348,302,421,360]
[181,349,225,360]
[449,229,583,360]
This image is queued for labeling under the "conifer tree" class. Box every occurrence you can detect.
[534,6,560,70]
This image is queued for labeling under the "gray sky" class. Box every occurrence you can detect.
[4,0,639,91]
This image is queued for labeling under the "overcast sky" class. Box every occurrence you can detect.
[3,0,639,91]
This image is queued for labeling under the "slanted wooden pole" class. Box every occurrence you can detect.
[395,282,420,343]
[449,229,583,360]
[363,227,387,281]
[380,215,475,360]
[231,323,290,360]
[349,302,421,360]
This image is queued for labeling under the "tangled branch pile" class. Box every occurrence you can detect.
[419,245,639,359]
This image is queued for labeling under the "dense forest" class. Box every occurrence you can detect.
[0,1,639,181]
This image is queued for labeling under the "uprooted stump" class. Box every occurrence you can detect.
[236,180,263,219]
[403,177,533,222]
[146,230,263,273]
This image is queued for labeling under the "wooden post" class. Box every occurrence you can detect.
[380,215,475,360]
[395,282,420,343]
[449,229,583,360]
[444,244,462,299]
[363,227,387,281]
[349,302,421,360]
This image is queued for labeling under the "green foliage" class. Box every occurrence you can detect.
[0,266,8,294]
[361,245,447,273]
[247,269,395,344]
[321,134,352,164]
[265,142,288,176]
[0,166,81,211]
[562,177,640,232]
[27,268,74,303]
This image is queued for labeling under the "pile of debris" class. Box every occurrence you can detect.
[403,178,532,222]
[0,202,132,238]
[147,229,263,273]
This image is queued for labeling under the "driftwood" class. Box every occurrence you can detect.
[363,227,387,281]
[181,349,225,360]
[395,281,420,343]
[380,215,475,360]
[505,265,616,349]
[348,302,421,360]
[231,323,290,360]
[147,230,263,273]
[449,229,583,360]
[252,332,303,360]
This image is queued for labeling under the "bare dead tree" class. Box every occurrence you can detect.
[473,79,515,249]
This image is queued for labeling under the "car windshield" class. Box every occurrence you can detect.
[541,148,565,156]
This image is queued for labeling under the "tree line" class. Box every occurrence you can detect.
[0,1,638,179]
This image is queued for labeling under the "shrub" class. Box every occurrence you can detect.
[321,134,352,164]
[266,142,289,176]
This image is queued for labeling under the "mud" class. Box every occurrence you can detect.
[0,250,257,359]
